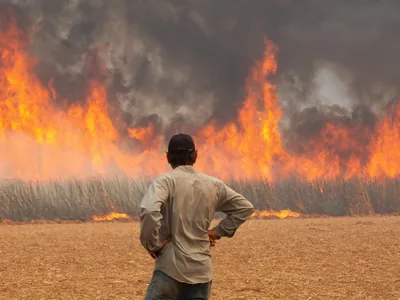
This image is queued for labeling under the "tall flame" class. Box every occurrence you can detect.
[0,20,400,182]
[367,103,400,178]
[194,41,286,181]
[0,20,164,180]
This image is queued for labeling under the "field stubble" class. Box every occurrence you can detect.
[0,217,399,300]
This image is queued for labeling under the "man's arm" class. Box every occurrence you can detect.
[211,184,254,239]
[139,177,169,253]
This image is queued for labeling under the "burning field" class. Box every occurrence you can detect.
[0,3,400,299]
[0,1,398,221]
[1,17,400,182]
[0,2,399,221]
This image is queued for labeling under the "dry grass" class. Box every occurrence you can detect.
[1,217,399,300]
[1,176,400,221]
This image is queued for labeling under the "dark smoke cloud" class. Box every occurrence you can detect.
[2,0,400,145]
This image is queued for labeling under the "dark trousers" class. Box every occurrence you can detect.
[144,270,212,300]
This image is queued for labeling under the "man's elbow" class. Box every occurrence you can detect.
[244,204,255,220]
[233,202,254,222]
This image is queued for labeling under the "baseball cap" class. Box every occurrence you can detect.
[167,133,196,153]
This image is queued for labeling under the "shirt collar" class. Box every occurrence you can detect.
[174,165,198,174]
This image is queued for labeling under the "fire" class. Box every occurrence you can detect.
[0,19,400,182]
[290,122,372,181]
[195,41,286,180]
[0,19,163,180]
[128,123,154,141]
[92,212,132,222]
[367,103,400,178]
[252,209,300,219]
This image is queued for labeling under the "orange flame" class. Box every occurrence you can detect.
[128,123,154,141]
[367,104,400,178]
[0,20,400,182]
[0,20,163,180]
[252,209,300,219]
[194,41,286,180]
[92,212,132,222]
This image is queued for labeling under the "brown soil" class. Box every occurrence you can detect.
[0,217,399,300]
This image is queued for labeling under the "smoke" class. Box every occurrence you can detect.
[3,0,400,145]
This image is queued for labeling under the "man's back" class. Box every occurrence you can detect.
[140,165,254,284]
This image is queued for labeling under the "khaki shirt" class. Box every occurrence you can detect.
[140,166,254,284]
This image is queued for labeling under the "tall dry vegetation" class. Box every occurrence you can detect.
[1,177,400,222]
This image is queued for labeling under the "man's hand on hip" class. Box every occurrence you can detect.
[207,229,219,247]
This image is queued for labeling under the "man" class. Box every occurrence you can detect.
[140,133,254,300]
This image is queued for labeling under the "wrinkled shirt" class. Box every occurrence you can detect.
[139,166,254,284]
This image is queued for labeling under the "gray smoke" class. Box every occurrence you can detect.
[2,0,400,149]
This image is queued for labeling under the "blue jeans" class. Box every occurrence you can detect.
[144,270,212,300]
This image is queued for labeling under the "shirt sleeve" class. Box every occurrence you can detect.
[139,177,170,253]
[212,183,254,238]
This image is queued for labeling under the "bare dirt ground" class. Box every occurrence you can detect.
[1,216,399,300]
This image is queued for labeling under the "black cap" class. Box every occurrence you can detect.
[167,133,196,153]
